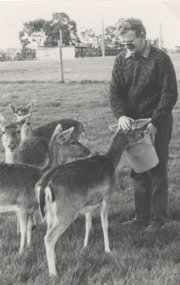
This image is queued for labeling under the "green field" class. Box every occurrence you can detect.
[0,54,180,285]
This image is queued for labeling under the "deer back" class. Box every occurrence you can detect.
[39,155,115,217]
[33,119,85,143]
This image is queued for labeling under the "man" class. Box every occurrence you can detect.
[109,18,178,232]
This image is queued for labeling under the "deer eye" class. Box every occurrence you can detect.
[71,141,76,146]
[2,131,5,134]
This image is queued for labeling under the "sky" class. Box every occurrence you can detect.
[0,0,180,49]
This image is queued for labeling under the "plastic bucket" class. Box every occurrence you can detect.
[124,132,159,173]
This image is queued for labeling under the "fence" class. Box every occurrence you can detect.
[0,43,125,62]
[0,48,35,62]
[36,46,75,60]
[75,44,125,58]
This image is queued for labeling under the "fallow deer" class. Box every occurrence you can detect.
[9,100,36,121]
[37,128,144,276]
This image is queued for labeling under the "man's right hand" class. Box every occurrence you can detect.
[118,116,135,131]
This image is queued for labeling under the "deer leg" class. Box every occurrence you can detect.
[83,211,92,248]
[27,213,33,247]
[16,212,20,234]
[18,209,28,254]
[100,200,110,253]
[44,217,75,276]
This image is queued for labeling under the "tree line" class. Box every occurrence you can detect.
[19,13,124,49]
[0,13,166,61]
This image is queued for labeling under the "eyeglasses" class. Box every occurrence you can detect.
[120,39,136,48]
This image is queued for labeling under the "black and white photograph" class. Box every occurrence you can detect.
[0,0,180,284]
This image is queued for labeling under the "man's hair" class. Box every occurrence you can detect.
[117,18,146,38]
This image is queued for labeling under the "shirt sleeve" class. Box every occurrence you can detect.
[109,55,128,119]
[151,53,178,127]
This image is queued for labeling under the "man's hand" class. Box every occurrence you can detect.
[146,122,157,144]
[118,116,135,130]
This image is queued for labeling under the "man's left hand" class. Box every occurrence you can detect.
[146,123,157,144]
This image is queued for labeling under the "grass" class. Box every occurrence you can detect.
[0,53,180,284]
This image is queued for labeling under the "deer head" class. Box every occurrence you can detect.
[9,100,36,121]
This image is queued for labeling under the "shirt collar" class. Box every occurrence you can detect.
[125,40,150,59]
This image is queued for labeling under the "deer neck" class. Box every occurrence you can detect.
[106,132,129,169]
[47,140,65,170]
[5,147,21,164]
[21,126,34,141]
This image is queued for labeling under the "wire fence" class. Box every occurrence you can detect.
[0,43,126,62]
[75,43,125,57]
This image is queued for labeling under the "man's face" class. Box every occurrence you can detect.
[120,30,144,55]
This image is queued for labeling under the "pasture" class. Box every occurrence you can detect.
[0,53,180,285]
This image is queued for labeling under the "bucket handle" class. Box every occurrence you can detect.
[139,131,155,146]
[109,119,151,133]
[109,124,118,132]
[148,131,156,146]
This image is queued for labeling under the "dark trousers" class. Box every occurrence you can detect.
[130,114,173,225]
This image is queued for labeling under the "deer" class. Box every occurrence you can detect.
[0,123,90,254]
[9,101,88,145]
[0,114,31,164]
[0,114,49,168]
[9,101,36,121]
[36,127,144,276]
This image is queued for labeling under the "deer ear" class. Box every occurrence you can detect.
[9,104,17,114]
[17,113,31,127]
[54,124,62,134]
[51,124,62,140]
[58,127,74,143]
[26,100,36,111]
[31,99,36,108]
[0,114,6,128]
[49,124,63,146]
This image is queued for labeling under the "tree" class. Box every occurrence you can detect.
[19,13,79,48]
[43,13,79,47]
[79,25,123,49]
[149,38,167,52]
[19,19,47,48]
[104,26,117,46]
[79,28,99,47]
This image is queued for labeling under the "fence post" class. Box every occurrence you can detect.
[58,30,65,83]
[158,22,162,49]
[101,14,105,57]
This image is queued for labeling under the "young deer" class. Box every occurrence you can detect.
[9,101,88,144]
[37,128,144,276]
[0,126,90,254]
[0,114,31,164]
[9,101,36,122]
[0,114,49,169]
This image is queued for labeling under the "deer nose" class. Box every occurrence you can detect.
[8,142,16,151]
[84,147,91,156]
